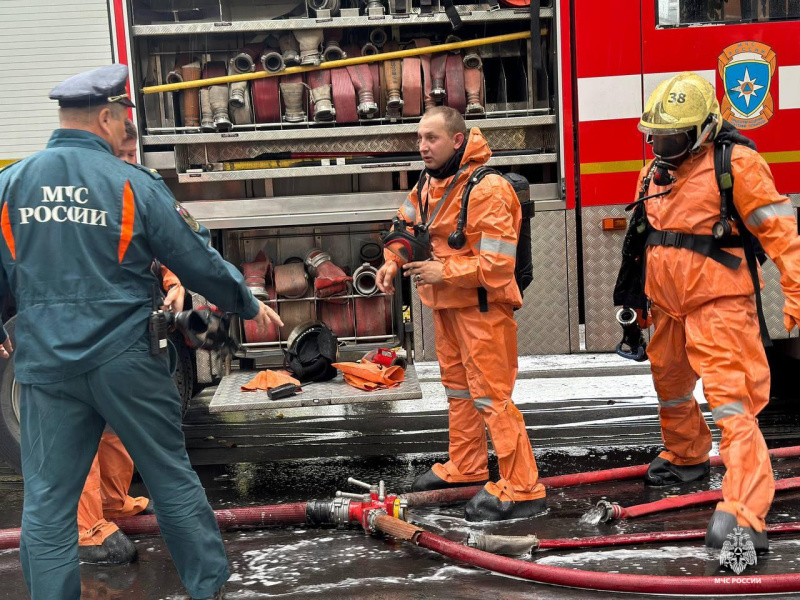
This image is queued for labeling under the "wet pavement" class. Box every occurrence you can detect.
[3,355,800,598]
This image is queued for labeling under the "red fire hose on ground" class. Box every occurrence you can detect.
[4,448,800,595]
[591,475,800,524]
[401,444,800,507]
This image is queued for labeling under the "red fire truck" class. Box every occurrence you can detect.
[0,0,798,471]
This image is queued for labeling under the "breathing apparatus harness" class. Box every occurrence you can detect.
[614,123,770,350]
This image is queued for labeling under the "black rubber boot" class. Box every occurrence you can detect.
[411,468,488,492]
[644,456,710,486]
[139,500,156,515]
[464,489,547,522]
[78,529,138,565]
[705,509,768,554]
[194,585,226,600]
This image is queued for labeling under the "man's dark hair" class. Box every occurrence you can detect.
[422,106,467,137]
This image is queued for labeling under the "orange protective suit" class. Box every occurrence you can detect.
[77,433,149,546]
[642,143,800,532]
[77,266,181,547]
[386,128,544,502]
[333,361,405,390]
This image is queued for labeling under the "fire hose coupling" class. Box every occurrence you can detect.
[596,500,624,523]
[615,306,648,362]
[467,533,540,555]
[361,42,379,57]
[369,28,388,48]
[463,53,482,70]
[353,263,379,296]
[322,40,346,62]
[261,51,285,74]
[295,29,324,67]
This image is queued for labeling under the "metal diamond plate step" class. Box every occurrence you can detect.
[208,366,421,412]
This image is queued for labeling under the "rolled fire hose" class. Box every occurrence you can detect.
[279,298,314,340]
[252,64,282,123]
[279,32,301,66]
[401,54,422,117]
[319,297,355,339]
[280,73,307,123]
[230,79,253,124]
[344,46,378,119]
[228,57,251,111]
[179,60,201,128]
[295,28,324,67]
[445,53,466,113]
[429,53,447,101]
[275,262,309,299]
[166,53,190,84]
[382,40,403,116]
[202,61,232,131]
[144,32,533,94]
[242,254,279,343]
[463,53,484,115]
[401,444,800,508]
[331,67,358,123]
[308,69,335,122]
[305,248,351,298]
[355,296,388,338]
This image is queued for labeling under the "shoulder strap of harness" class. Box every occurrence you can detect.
[714,141,771,348]
[461,166,501,313]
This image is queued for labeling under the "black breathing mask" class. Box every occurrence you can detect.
[381,218,432,263]
[649,131,693,187]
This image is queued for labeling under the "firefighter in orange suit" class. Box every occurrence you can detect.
[633,73,800,551]
[376,106,545,521]
[76,118,187,565]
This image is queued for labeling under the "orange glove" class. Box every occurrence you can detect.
[241,370,300,392]
[332,361,404,391]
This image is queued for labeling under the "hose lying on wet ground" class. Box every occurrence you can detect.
[592,475,800,523]
[374,514,800,596]
[469,521,800,555]
[3,445,800,550]
[401,444,800,507]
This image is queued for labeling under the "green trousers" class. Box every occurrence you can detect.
[19,336,229,599]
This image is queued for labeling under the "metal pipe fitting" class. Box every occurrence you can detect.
[261,51,285,73]
[463,53,482,69]
[369,28,388,48]
[361,42,379,57]
[322,41,346,62]
[353,263,379,296]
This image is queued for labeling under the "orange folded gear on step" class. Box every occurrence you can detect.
[241,370,301,392]
[333,361,405,391]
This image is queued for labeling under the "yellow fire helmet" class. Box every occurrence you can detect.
[639,72,722,151]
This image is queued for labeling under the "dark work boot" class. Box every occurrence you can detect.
[705,509,768,554]
[464,489,547,522]
[78,530,138,565]
[411,468,488,492]
[644,456,710,486]
[138,500,156,515]
[194,585,226,600]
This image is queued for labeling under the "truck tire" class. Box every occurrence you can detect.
[0,317,195,474]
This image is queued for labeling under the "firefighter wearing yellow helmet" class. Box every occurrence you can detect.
[625,72,800,552]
